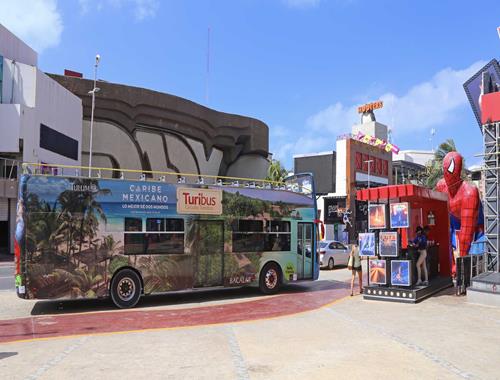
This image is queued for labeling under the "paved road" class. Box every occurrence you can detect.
[1,268,499,379]
[0,264,14,292]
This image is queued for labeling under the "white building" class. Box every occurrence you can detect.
[0,23,83,254]
[393,150,434,166]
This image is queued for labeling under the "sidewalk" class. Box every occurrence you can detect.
[0,253,14,263]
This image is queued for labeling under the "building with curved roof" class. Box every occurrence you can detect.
[50,73,270,182]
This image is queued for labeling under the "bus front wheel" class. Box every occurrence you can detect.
[259,263,282,295]
[110,269,142,309]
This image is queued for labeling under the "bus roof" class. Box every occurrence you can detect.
[21,162,315,197]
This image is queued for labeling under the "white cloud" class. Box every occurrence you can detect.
[0,0,63,53]
[271,135,327,165]
[282,0,320,9]
[78,0,159,21]
[306,60,486,138]
[133,0,159,21]
[273,60,487,166]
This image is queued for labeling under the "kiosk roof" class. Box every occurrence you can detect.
[356,184,448,202]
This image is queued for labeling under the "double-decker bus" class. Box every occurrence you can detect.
[14,164,319,308]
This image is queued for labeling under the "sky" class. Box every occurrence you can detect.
[1,0,499,169]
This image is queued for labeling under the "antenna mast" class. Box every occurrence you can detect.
[205,26,211,105]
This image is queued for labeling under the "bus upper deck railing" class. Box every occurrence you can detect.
[21,162,315,196]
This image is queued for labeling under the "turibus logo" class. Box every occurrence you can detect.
[177,188,222,215]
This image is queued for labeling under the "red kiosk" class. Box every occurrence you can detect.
[356,184,453,303]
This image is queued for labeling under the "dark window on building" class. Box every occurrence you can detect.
[383,160,389,176]
[355,152,363,170]
[39,124,79,160]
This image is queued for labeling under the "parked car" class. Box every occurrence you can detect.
[319,240,350,270]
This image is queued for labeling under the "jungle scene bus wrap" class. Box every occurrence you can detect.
[14,173,319,308]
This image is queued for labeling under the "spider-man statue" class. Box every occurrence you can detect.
[435,152,483,273]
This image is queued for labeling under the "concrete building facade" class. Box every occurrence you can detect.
[293,151,336,195]
[0,24,83,254]
[0,23,271,254]
[50,74,270,182]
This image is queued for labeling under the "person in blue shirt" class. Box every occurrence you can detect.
[409,226,428,286]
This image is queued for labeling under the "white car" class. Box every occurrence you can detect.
[319,240,350,270]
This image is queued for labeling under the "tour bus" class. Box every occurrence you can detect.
[14,164,319,308]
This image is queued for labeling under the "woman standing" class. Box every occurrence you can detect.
[348,243,363,296]
[409,226,428,286]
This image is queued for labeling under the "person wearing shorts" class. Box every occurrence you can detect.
[410,226,428,286]
[348,243,363,296]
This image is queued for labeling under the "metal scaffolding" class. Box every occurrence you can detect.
[482,121,500,272]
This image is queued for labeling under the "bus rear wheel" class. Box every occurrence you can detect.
[259,263,282,295]
[110,269,142,309]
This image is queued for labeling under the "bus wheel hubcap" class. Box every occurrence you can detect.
[265,269,277,289]
[117,278,135,301]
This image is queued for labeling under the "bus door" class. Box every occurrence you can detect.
[297,222,314,279]
[193,220,224,287]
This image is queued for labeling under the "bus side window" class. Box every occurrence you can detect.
[124,234,145,255]
[297,223,303,255]
[265,221,291,251]
[144,217,185,254]
[232,220,264,252]
[125,218,142,231]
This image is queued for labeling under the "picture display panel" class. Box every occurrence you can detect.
[368,204,386,229]
[390,202,410,229]
[369,259,387,285]
[379,231,398,257]
[359,232,376,256]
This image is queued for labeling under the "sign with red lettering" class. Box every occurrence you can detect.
[357,101,383,114]
[177,188,223,215]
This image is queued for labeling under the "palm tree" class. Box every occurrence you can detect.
[266,160,288,183]
[101,235,121,283]
[424,139,465,188]
[57,179,110,259]
[71,268,103,298]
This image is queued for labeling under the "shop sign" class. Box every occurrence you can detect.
[357,101,383,114]
[177,188,222,215]
[324,198,346,224]
[354,131,400,154]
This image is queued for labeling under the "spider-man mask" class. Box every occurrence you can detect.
[443,152,463,196]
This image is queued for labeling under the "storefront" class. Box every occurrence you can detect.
[356,184,453,303]
[321,196,349,244]
[336,136,393,242]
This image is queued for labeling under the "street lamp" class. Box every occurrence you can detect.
[364,158,374,286]
[364,159,374,190]
[88,54,101,177]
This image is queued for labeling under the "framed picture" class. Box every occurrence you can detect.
[379,231,398,257]
[369,259,387,285]
[359,232,376,256]
[368,204,386,229]
[389,202,409,229]
[391,260,411,286]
